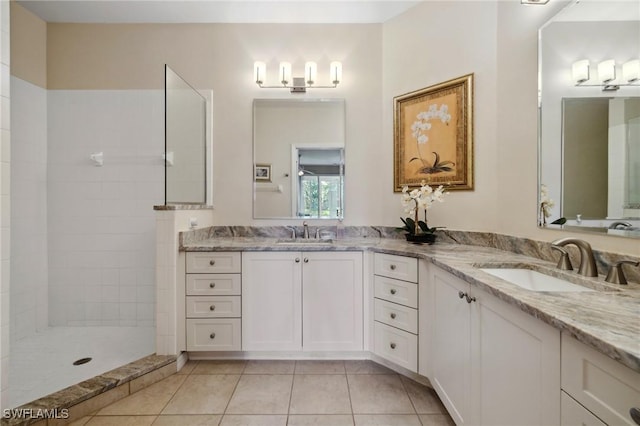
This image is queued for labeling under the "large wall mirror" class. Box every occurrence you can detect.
[253,99,345,219]
[538,0,640,238]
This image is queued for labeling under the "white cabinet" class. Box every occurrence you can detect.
[561,334,640,426]
[373,253,419,372]
[561,392,607,426]
[242,251,363,352]
[185,252,242,351]
[302,251,363,351]
[426,263,561,426]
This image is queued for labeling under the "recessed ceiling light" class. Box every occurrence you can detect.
[521,0,550,4]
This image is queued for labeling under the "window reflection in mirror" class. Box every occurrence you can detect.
[253,99,345,219]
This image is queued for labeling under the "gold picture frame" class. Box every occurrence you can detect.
[255,164,272,182]
[393,73,474,192]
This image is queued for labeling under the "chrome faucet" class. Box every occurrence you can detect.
[551,237,598,277]
[303,221,309,239]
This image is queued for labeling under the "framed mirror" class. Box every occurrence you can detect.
[538,0,640,238]
[253,99,345,219]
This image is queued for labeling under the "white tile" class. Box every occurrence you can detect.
[101,303,120,321]
[119,286,137,303]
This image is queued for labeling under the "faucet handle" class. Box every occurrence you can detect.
[551,245,573,271]
[605,260,640,285]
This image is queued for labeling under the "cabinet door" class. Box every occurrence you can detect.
[302,251,363,351]
[430,266,472,426]
[242,252,302,351]
[474,288,560,426]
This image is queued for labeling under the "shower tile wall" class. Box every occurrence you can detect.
[10,77,48,341]
[47,90,163,327]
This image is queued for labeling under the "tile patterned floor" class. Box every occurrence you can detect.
[73,360,455,426]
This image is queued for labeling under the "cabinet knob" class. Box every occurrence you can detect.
[304,258,309,263]
[630,407,640,425]
[295,258,300,263]
[390,289,397,295]
[209,260,215,266]
[209,305,216,311]
[390,342,397,349]
[465,294,476,304]
[458,291,465,299]
[209,282,216,288]
[209,333,216,339]
[390,313,397,319]
[390,264,396,270]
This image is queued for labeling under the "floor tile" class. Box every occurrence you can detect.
[85,416,156,426]
[176,361,199,375]
[419,414,456,426]
[353,414,421,425]
[225,375,293,414]
[287,414,355,425]
[289,375,352,415]
[243,360,295,374]
[219,415,287,425]
[161,375,240,414]
[97,375,186,415]
[400,377,447,414]
[152,415,222,425]
[347,375,415,414]
[295,360,345,374]
[344,360,396,375]
[191,360,246,374]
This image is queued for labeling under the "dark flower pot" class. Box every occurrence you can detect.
[405,233,436,244]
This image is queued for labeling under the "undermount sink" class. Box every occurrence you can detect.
[481,268,595,293]
[276,238,334,245]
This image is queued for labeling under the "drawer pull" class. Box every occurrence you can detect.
[630,407,640,425]
[210,332,216,339]
[390,313,397,319]
[390,342,397,349]
[209,260,215,266]
[390,289,397,295]
[209,282,216,288]
[209,305,216,311]
[390,264,396,270]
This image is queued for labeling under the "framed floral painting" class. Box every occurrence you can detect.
[393,74,474,192]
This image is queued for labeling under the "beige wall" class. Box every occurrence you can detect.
[10,2,46,88]
[21,2,640,257]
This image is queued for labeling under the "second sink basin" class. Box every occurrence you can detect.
[276,238,334,245]
[481,268,595,292]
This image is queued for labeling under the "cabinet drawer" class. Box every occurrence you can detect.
[186,274,241,296]
[374,298,418,334]
[561,392,606,426]
[186,252,241,274]
[186,318,241,351]
[186,296,241,318]
[374,321,417,372]
[374,275,418,308]
[374,253,418,283]
[561,334,640,426]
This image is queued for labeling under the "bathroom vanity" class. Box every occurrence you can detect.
[174,230,640,426]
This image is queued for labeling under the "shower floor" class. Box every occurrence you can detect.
[8,326,155,408]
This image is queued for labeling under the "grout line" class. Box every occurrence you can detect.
[345,371,356,425]
[286,361,297,424]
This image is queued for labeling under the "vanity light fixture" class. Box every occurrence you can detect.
[521,0,550,4]
[571,58,640,91]
[253,61,342,93]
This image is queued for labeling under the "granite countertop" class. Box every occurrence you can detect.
[181,236,640,373]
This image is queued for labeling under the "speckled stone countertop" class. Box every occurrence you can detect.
[180,227,640,373]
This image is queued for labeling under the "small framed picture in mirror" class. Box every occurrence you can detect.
[255,164,272,182]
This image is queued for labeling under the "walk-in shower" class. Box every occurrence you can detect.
[9,76,162,406]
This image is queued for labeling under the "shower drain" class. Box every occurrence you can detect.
[73,357,92,366]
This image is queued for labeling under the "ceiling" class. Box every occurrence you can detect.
[16,0,423,24]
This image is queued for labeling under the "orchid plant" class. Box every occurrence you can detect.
[539,184,554,226]
[398,181,446,235]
